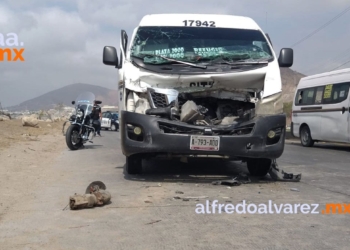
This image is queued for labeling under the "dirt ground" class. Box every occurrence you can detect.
[1,119,350,249]
[0,119,66,149]
[0,119,67,233]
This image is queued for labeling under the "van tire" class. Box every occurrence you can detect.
[126,155,142,175]
[246,158,272,177]
[300,125,314,147]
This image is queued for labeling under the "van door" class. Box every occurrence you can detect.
[321,83,350,143]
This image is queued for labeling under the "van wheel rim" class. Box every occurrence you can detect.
[302,129,309,143]
[111,124,116,130]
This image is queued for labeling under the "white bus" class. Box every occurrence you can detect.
[291,68,350,146]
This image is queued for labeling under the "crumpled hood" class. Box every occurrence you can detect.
[123,61,267,94]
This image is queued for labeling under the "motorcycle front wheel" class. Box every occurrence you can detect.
[66,125,83,150]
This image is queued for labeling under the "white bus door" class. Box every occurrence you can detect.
[321,83,350,143]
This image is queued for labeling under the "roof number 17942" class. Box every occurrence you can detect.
[183,20,216,27]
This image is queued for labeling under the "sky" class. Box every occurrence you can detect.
[1,0,350,107]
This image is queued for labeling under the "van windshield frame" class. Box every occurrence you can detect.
[130,26,274,65]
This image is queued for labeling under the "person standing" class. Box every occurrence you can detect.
[91,100,102,136]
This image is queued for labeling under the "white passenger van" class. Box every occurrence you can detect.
[291,68,350,146]
[103,14,293,176]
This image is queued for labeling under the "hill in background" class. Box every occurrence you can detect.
[280,68,306,104]
[6,83,118,111]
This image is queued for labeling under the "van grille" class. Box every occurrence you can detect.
[150,92,168,108]
[158,122,255,135]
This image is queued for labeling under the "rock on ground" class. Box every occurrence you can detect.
[0,115,10,121]
[22,116,39,127]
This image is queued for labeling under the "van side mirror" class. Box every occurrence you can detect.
[278,48,293,67]
[103,46,119,68]
[72,101,75,105]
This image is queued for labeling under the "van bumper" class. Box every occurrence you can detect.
[120,111,286,159]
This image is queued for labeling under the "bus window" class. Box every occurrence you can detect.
[297,90,303,104]
[315,86,324,104]
[333,83,349,103]
[322,82,349,104]
[296,88,315,105]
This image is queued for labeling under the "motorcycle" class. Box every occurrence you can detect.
[62,91,102,150]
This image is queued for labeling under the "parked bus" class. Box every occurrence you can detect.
[291,68,350,146]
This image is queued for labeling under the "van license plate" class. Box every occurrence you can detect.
[190,136,220,151]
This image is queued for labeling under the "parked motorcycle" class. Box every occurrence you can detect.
[62,92,102,150]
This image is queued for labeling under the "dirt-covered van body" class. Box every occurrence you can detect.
[103,14,293,175]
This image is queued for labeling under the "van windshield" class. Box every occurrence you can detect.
[130,26,273,64]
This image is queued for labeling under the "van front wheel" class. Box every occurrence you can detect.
[246,158,272,177]
[126,155,142,175]
[300,125,314,147]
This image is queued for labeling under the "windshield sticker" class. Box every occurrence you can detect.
[323,84,333,99]
[194,47,224,57]
[339,90,345,98]
[152,47,185,59]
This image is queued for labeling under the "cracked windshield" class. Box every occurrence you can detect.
[130,27,273,64]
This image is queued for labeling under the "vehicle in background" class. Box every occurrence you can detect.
[103,14,293,175]
[291,68,350,146]
[63,92,100,150]
[101,111,119,131]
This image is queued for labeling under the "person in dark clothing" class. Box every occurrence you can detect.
[91,100,102,136]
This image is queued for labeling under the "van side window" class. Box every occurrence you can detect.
[314,86,324,104]
[322,83,349,104]
[296,88,315,105]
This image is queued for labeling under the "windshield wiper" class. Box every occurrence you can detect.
[137,53,207,69]
[210,58,269,66]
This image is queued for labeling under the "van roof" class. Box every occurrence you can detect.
[302,67,350,81]
[298,67,350,87]
[139,14,261,30]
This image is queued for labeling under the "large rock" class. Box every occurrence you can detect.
[30,114,39,119]
[22,116,39,127]
[0,111,11,118]
[0,115,10,121]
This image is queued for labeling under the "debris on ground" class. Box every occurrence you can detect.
[174,196,208,201]
[144,200,152,203]
[175,191,184,194]
[235,173,251,184]
[145,220,161,225]
[145,184,162,188]
[69,181,111,210]
[183,196,208,200]
[269,159,301,182]
[290,188,300,192]
[212,179,241,186]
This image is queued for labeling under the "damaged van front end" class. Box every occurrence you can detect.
[103,14,293,175]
